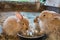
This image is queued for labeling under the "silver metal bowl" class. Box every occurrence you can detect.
[17,33,47,40]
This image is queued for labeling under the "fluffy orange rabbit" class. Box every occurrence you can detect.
[2,12,29,36]
[39,10,60,40]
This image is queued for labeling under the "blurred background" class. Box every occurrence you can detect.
[0,0,60,40]
[0,0,60,13]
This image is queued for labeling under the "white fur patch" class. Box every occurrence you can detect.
[39,20,44,31]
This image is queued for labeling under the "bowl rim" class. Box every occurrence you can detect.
[17,33,45,38]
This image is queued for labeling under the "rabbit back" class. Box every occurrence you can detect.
[3,16,21,35]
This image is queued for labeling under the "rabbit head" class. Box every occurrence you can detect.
[39,10,58,22]
[19,18,29,32]
[15,12,29,31]
[34,16,39,23]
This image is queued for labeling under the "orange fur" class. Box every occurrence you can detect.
[39,10,60,40]
[3,12,29,36]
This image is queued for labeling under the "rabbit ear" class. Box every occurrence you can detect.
[15,12,23,20]
[53,16,60,20]
[52,13,60,20]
